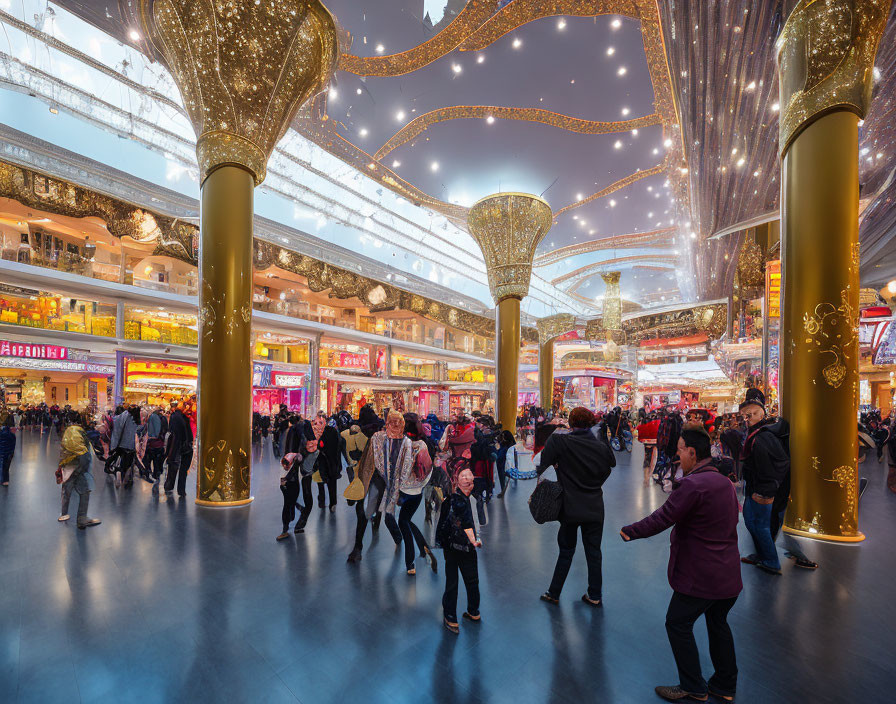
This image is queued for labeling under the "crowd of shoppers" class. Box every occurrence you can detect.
[4,384,877,702]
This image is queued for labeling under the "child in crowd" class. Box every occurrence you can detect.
[437,468,482,633]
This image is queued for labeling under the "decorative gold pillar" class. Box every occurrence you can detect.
[601,271,624,362]
[139,0,337,506]
[777,0,887,541]
[468,194,553,431]
[536,313,577,411]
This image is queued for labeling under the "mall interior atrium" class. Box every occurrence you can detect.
[0,1,894,703]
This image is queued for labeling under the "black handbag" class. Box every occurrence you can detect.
[528,479,563,524]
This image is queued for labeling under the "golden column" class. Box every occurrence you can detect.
[139,1,337,506]
[601,271,624,362]
[468,194,553,431]
[777,0,888,541]
[536,313,577,411]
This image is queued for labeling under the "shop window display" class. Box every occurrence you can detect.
[124,307,198,347]
[0,285,116,337]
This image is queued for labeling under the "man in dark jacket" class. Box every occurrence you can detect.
[739,395,816,572]
[537,407,615,607]
[739,395,790,574]
[621,426,741,703]
[164,401,193,497]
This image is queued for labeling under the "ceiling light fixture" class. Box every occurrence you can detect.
[576,193,584,201]
[359,128,368,137]
[512,37,522,48]
[375,43,385,53]
[452,63,462,74]
[664,138,673,148]
[477,54,485,64]
[611,18,622,29]
[607,46,615,56]
[329,88,337,99]
[557,18,567,30]
[621,107,630,116]
[392,160,401,168]
[356,88,362,95]
[609,199,616,207]
[614,140,623,149]
[617,66,627,76]
[431,161,439,172]
[486,115,495,124]
[396,110,405,120]
[129,29,142,41]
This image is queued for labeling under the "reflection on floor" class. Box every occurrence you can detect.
[1,431,894,703]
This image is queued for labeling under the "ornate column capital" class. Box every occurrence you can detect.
[467,193,553,303]
[776,0,889,155]
[139,0,338,184]
[536,313,577,347]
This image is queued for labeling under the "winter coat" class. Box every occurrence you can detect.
[0,426,16,456]
[623,459,742,600]
[166,409,193,461]
[537,427,615,524]
[741,417,790,507]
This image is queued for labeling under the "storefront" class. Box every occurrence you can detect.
[0,284,116,338]
[0,339,114,409]
[117,353,197,406]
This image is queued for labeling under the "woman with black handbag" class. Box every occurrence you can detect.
[536,407,615,607]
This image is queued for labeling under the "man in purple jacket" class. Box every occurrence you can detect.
[621,426,741,703]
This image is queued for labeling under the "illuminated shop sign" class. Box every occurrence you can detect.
[0,357,114,374]
[0,340,68,359]
[272,372,306,388]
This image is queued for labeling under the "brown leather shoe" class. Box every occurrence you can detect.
[655,685,708,701]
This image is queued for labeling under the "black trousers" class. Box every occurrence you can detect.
[280,481,300,530]
[442,547,479,621]
[548,520,604,600]
[164,447,192,496]
[146,446,166,481]
[317,475,338,508]
[299,474,315,512]
[665,591,738,696]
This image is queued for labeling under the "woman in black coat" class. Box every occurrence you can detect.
[311,412,342,512]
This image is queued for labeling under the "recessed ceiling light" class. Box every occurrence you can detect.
[129,29,142,41]
[396,110,405,120]
[512,37,522,48]
[614,140,623,149]
[664,138,673,148]
[770,102,780,112]
[609,199,616,207]
[576,193,584,201]
[632,129,638,136]
[431,161,439,172]
[392,160,401,168]
[652,148,659,155]
[606,46,615,56]
[486,115,495,124]
[557,18,567,30]
[356,88,362,95]
[621,107,630,116]
[477,54,485,64]
[329,88,337,99]
[359,128,368,137]
[375,43,385,53]
[611,18,622,29]
[452,63,462,74]
[617,66,627,76]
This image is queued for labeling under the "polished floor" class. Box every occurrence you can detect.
[1,430,894,703]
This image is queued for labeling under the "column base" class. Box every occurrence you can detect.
[782,526,865,543]
[195,497,254,508]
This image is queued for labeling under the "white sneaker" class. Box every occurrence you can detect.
[58,514,70,522]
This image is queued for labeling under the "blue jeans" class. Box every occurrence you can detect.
[742,496,779,569]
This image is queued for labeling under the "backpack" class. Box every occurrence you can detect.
[436,493,473,550]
